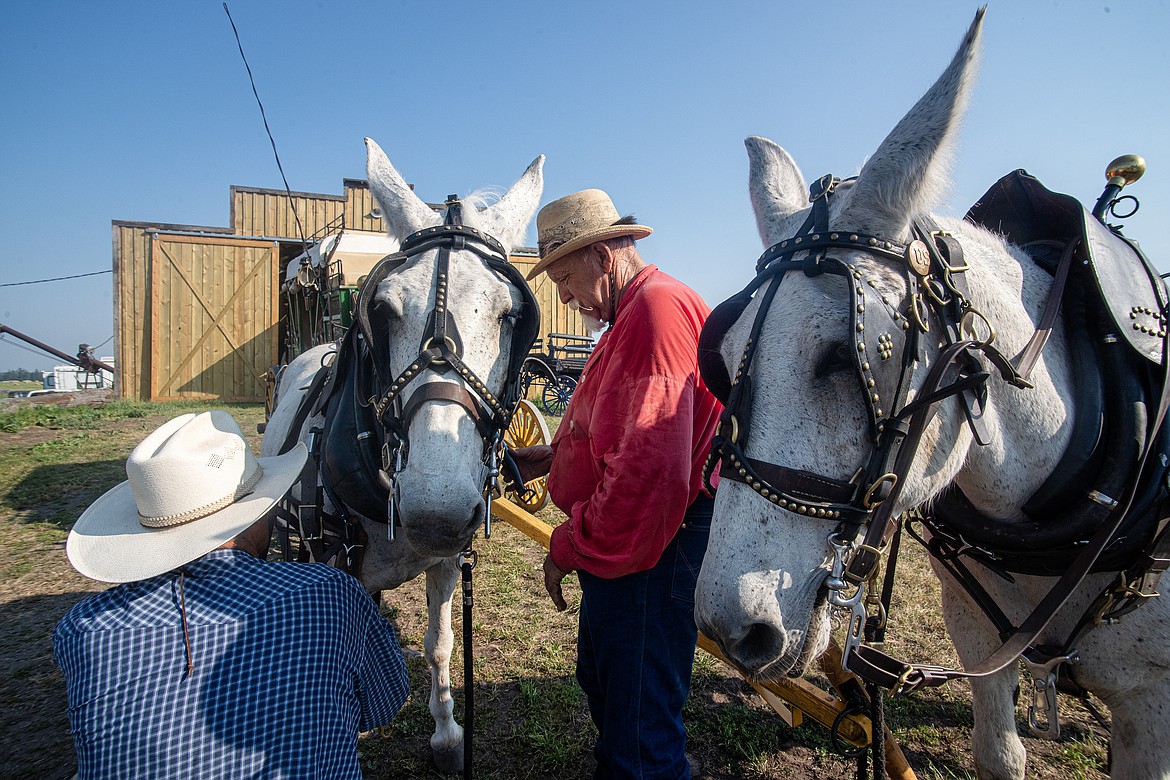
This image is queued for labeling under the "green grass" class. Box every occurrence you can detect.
[0,399,260,433]
[0,399,1114,780]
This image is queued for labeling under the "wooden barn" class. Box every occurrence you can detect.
[112,180,588,401]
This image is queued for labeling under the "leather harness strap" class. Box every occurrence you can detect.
[271,195,540,559]
[702,171,1170,696]
[1013,238,1080,384]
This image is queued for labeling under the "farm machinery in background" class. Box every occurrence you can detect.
[0,324,115,393]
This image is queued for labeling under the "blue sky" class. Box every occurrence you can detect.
[2,0,1167,372]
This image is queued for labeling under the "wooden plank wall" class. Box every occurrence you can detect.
[510,255,588,337]
[230,182,389,239]
[231,186,347,239]
[114,180,589,401]
[344,180,386,233]
[149,234,277,401]
[112,223,155,400]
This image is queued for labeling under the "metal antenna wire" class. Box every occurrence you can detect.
[222,3,308,248]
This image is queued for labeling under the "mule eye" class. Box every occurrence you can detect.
[814,342,852,378]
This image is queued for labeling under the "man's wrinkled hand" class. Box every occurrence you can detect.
[543,553,569,612]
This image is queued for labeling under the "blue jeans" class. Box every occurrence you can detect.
[576,495,713,780]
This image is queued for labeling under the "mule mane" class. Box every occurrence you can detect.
[459,187,504,212]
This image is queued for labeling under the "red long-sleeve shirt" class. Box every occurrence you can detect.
[547,266,723,578]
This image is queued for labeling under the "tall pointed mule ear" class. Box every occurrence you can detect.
[746,136,810,246]
[365,137,441,240]
[838,7,985,238]
[477,155,545,255]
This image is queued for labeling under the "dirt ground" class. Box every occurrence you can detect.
[0,395,1112,779]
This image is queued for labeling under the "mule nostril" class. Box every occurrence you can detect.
[730,622,787,672]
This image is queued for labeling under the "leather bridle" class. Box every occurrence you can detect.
[697,173,1118,695]
[702,169,1170,704]
[354,195,540,540]
[701,175,1013,562]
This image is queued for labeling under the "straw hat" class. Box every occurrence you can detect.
[66,411,308,584]
[526,189,652,281]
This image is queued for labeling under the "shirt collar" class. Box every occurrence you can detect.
[613,265,657,322]
[180,548,263,576]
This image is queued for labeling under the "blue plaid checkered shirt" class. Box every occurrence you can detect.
[54,549,410,779]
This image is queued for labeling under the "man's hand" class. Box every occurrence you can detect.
[543,553,570,612]
[509,445,554,484]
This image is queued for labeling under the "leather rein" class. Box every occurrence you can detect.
[700,174,1170,696]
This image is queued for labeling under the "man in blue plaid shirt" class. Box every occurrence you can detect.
[54,411,410,779]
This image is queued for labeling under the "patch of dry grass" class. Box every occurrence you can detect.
[0,401,1111,779]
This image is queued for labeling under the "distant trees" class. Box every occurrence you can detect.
[0,369,42,381]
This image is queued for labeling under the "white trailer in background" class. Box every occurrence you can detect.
[43,359,114,391]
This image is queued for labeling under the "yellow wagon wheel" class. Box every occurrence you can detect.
[504,399,551,511]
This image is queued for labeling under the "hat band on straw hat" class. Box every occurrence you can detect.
[138,463,265,529]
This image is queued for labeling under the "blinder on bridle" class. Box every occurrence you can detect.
[354,195,540,539]
[699,174,1009,565]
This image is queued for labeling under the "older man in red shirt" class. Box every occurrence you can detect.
[512,189,721,779]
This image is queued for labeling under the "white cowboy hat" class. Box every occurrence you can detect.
[527,189,652,281]
[66,410,308,584]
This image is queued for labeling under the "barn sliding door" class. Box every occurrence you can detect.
[150,234,278,402]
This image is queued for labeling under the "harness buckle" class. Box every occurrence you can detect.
[861,473,897,509]
[890,666,920,698]
[910,292,932,333]
[959,308,997,348]
[809,174,837,201]
[933,231,970,273]
[1093,571,1161,624]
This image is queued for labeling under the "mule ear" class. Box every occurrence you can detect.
[838,8,984,237]
[477,155,545,255]
[746,136,809,246]
[365,137,441,239]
